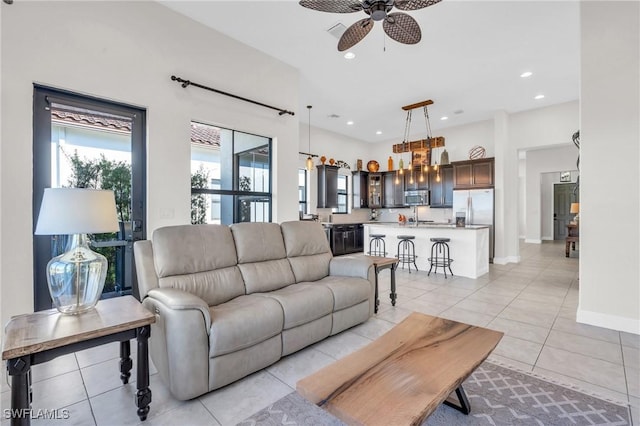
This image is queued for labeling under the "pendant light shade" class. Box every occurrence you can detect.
[306,105,313,171]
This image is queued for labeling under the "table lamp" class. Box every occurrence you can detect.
[35,188,119,314]
[570,202,580,224]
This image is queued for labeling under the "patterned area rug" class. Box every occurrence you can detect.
[238,361,631,425]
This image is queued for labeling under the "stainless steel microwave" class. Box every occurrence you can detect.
[404,190,429,206]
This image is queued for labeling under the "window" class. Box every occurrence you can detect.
[190,122,272,224]
[336,175,348,213]
[298,169,308,215]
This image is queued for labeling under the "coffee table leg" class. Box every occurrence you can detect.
[443,385,471,415]
[136,325,152,421]
[390,263,397,306]
[120,341,133,384]
[7,357,31,426]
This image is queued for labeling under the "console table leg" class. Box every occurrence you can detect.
[443,385,471,415]
[390,264,397,306]
[120,340,132,384]
[136,325,152,421]
[7,356,31,426]
[374,266,380,314]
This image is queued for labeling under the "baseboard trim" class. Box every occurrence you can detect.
[493,255,521,265]
[524,239,542,244]
[577,308,640,335]
[542,236,554,241]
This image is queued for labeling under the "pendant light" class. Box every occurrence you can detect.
[305,105,313,171]
[422,106,432,179]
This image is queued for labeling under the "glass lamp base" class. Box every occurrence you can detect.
[46,234,108,315]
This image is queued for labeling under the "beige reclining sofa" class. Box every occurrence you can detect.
[134,221,374,400]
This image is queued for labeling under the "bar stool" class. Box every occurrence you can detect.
[428,237,454,278]
[368,234,386,257]
[396,235,418,273]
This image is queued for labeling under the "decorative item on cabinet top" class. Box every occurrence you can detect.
[367,160,380,172]
[469,145,486,159]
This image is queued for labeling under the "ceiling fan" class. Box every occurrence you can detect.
[299,0,442,51]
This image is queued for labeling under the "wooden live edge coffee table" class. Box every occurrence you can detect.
[297,312,503,425]
[2,296,155,426]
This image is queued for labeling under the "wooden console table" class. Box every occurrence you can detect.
[2,296,155,425]
[566,223,579,257]
[365,256,398,313]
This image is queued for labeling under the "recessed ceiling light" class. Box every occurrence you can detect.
[534,94,545,100]
[520,71,533,78]
[440,116,448,121]
[344,52,356,60]
[347,121,354,125]
[376,130,382,135]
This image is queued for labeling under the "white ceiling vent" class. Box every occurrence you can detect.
[326,23,347,40]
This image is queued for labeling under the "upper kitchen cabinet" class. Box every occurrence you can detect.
[352,171,369,209]
[317,165,338,208]
[452,158,494,189]
[368,173,383,208]
[404,166,429,191]
[429,165,453,208]
[382,171,405,208]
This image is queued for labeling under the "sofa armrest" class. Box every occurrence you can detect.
[143,288,212,400]
[147,288,211,332]
[329,256,374,280]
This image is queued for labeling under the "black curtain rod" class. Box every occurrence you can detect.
[171,75,295,116]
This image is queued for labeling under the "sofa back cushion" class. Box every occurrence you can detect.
[280,221,332,282]
[231,222,295,293]
[152,224,245,305]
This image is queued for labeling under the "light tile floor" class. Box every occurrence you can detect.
[2,241,639,425]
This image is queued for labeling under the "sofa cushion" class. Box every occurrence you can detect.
[231,222,287,263]
[209,295,284,357]
[280,221,331,257]
[316,276,372,311]
[261,284,334,329]
[238,259,296,294]
[287,253,332,283]
[153,224,238,277]
[158,266,245,307]
[231,222,295,293]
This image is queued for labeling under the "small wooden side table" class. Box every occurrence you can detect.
[2,296,155,426]
[365,256,399,313]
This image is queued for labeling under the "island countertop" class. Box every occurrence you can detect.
[364,223,489,279]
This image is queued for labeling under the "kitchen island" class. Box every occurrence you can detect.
[364,223,489,279]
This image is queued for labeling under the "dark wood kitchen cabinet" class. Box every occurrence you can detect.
[382,171,405,207]
[352,171,369,209]
[330,224,364,255]
[368,173,383,208]
[452,158,494,189]
[317,165,339,208]
[404,166,429,191]
[429,165,453,208]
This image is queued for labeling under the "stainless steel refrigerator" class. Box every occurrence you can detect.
[452,188,495,262]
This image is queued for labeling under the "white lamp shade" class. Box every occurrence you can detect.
[35,188,120,235]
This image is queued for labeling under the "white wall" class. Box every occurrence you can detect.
[524,145,579,243]
[579,1,639,333]
[1,2,299,327]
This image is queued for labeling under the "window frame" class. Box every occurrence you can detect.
[190,123,273,224]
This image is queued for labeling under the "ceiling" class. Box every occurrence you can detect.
[160,1,580,143]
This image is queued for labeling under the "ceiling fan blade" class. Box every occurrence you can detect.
[394,0,442,11]
[338,18,374,51]
[299,0,364,13]
[383,12,421,45]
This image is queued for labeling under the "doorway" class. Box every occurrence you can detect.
[33,86,146,311]
[553,183,578,240]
